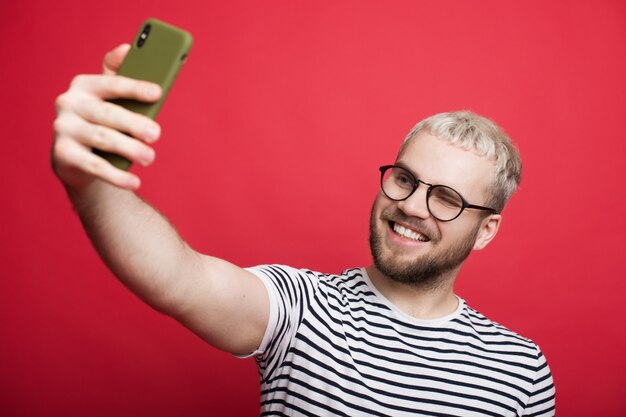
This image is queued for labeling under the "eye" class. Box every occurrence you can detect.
[431,186,463,208]
[394,171,414,188]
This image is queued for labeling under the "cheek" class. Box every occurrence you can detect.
[430,217,452,234]
[371,193,387,218]
[440,220,481,244]
[370,196,388,233]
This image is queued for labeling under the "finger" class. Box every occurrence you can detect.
[56,112,156,166]
[103,44,131,75]
[70,74,161,103]
[68,94,161,143]
[54,136,141,190]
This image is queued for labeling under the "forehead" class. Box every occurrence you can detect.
[396,131,496,200]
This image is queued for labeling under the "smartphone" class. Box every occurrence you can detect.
[94,18,193,170]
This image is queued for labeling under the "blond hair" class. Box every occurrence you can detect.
[401,111,522,212]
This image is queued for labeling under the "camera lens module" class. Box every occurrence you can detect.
[137,24,151,48]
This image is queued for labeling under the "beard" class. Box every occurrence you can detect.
[369,204,480,289]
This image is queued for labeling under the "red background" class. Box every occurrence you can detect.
[1,0,625,415]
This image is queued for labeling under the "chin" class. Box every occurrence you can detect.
[369,223,474,288]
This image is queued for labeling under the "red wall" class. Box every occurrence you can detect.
[2,0,625,415]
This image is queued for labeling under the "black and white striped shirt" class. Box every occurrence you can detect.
[247,265,555,416]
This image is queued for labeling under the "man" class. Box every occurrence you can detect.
[52,44,555,416]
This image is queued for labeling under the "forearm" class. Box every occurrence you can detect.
[52,47,270,354]
[67,179,193,314]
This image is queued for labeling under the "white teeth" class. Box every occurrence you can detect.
[393,223,428,242]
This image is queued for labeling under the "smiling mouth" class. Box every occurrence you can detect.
[390,221,430,242]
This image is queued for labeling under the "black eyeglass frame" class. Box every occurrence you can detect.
[378,165,499,222]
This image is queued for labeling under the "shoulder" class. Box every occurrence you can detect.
[459,303,545,359]
[246,264,322,284]
[247,264,366,287]
[462,305,533,341]
[246,265,375,304]
[245,264,349,297]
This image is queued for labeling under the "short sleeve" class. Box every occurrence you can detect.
[522,346,556,416]
[245,265,321,380]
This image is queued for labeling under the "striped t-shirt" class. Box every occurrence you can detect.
[247,265,555,417]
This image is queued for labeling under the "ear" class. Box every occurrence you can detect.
[473,214,502,250]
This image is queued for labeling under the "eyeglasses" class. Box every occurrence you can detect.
[379,165,499,222]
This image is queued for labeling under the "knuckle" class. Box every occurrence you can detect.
[99,102,114,121]
[134,81,149,96]
[52,116,67,135]
[103,50,114,65]
[82,154,104,177]
[110,76,127,94]
[52,138,72,163]
[86,101,112,123]
[90,125,109,149]
[70,74,88,89]
[81,102,97,120]
[119,77,142,97]
[54,93,71,112]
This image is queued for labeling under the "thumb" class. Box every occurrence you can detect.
[102,43,131,75]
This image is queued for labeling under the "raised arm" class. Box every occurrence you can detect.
[51,45,269,356]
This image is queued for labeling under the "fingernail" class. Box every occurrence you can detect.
[144,124,160,141]
[139,150,155,166]
[144,85,161,99]
[127,176,141,189]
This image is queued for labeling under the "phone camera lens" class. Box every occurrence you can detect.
[137,24,151,48]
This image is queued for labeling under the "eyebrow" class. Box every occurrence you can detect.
[394,161,420,180]
[394,161,457,192]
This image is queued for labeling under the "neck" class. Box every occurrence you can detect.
[365,265,460,320]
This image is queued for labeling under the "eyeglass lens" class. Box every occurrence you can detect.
[380,166,465,221]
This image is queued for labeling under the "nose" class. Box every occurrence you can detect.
[397,185,431,219]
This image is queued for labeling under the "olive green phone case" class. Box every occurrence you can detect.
[95,18,193,170]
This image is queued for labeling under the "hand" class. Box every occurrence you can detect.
[52,44,163,191]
